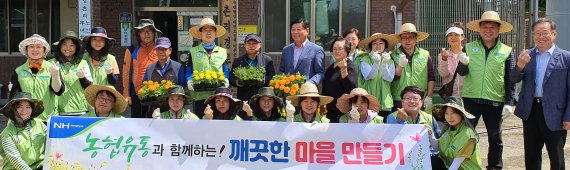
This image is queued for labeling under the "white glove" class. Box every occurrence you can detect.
[381,52,392,64]
[349,106,360,123]
[104,64,113,74]
[458,52,469,65]
[76,68,85,78]
[187,80,194,91]
[398,54,408,67]
[49,65,60,76]
[424,97,433,109]
[285,100,295,122]
[152,108,161,119]
[369,51,382,64]
[181,109,193,119]
[224,78,229,88]
[204,105,214,120]
[502,105,514,120]
[426,125,439,150]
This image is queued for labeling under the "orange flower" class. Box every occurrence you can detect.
[161,80,166,84]
[275,84,280,89]
[269,80,274,85]
[281,80,287,85]
[288,75,295,81]
[137,89,144,95]
[143,81,148,85]
[285,80,291,85]
[165,84,171,89]
[279,85,285,90]
[290,90,297,95]
[292,84,299,90]
[284,87,290,93]
[295,75,302,80]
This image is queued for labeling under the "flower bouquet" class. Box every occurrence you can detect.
[138,80,173,103]
[233,66,266,86]
[192,70,226,91]
[269,72,306,97]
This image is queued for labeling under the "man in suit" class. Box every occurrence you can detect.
[512,18,569,170]
[279,18,325,84]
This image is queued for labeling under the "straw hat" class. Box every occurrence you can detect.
[204,87,242,106]
[0,92,44,121]
[84,85,127,113]
[431,96,475,122]
[18,34,51,57]
[466,11,513,33]
[159,85,193,104]
[134,19,163,36]
[189,18,227,39]
[358,33,398,51]
[336,88,380,113]
[392,23,430,42]
[249,87,284,109]
[286,83,333,107]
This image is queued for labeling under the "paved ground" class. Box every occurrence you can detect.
[0,108,567,169]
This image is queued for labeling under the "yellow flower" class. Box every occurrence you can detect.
[218,71,224,76]
[143,81,148,85]
[137,89,144,95]
[165,84,171,89]
[292,84,299,90]
[284,87,290,93]
[288,75,295,81]
[212,73,218,79]
[295,75,302,80]
[269,80,274,85]
[193,70,198,74]
[161,80,166,84]
[199,73,205,79]
[206,74,212,80]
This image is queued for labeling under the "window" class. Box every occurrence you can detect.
[3,0,58,54]
[263,0,368,53]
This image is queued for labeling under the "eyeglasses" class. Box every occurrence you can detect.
[533,32,553,37]
[96,96,115,103]
[402,97,421,102]
[400,36,417,41]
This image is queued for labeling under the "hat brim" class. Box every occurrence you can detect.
[53,36,82,46]
[336,93,380,113]
[466,19,513,33]
[249,94,284,108]
[286,94,333,107]
[358,33,398,51]
[84,85,127,113]
[393,31,430,43]
[431,103,475,122]
[82,34,115,43]
[159,93,193,104]
[0,98,44,120]
[204,93,241,105]
[189,25,227,39]
[19,38,50,57]
[134,25,163,36]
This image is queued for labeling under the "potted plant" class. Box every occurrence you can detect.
[233,66,266,86]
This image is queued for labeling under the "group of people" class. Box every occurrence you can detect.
[0,10,568,170]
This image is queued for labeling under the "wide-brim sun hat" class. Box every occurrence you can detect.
[204,87,242,106]
[336,88,380,113]
[18,34,51,57]
[189,18,227,39]
[466,11,513,33]
[431,96,475,122]
[0,92,44,121]
[159,85,193,104]
[134,19,163,36]
[392,23,430,43]
[82,27,115,43]
[358,33,398,51]
[249,87,284,109]
[286,83,333,107]
[84,85,127,113]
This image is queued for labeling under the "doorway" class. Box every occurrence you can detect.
[136,11,179,60]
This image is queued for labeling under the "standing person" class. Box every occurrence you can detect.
[330,28,363,63]
[512,18,569,170]
[83,27,120,86]
[336,88,384,124]
[83,85,127,118]
[151,85,199,120]
[143,37,185,85]
[0,92,47,170]
[279,18,325,85]
[438,22,467,97]
[391,23,435,110]
[286,83,333,123]
[249,87,284,121]
[122,19,162,118]
[51,31,92,116]
[10,34,64,121]
[459,11,516,169]
[229,34,275,101]
[356,33,398,118]
[321,36,357,122]
[430,97,483,170]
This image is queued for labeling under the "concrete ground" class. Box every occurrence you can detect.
[0,107,567,169]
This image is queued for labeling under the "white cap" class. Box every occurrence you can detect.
[445,27,464,36]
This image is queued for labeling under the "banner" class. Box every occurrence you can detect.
[45,116,431,169]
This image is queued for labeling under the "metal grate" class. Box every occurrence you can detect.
[416,0,525,88]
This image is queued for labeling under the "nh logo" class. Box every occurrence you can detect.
[53,123,70,129]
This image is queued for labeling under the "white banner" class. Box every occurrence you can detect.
[45,116,431,169]
[77,0,91,39]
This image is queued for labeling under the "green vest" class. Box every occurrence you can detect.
[190,44,228,100]
[160,110,199,120]
[339,114,384,124]
[462,40,512,102]
[354,53,394,110]
[438,122,483,170]
[389,110,434,128]
[391,47,430,101]
[50,59,90,114]
[15,61,58,121]
[0,119,46,170]
[82,110,124,118]
[293,112,330,123]
[83,53,117,86]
